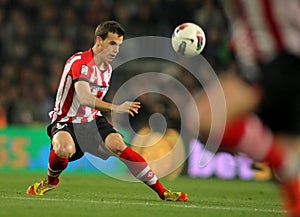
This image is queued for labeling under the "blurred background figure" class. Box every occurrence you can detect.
[186,1,300,216]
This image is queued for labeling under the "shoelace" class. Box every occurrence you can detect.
[36,179,48,193]
[165,191,180,200]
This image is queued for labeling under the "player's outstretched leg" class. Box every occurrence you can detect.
[119,146,188,202]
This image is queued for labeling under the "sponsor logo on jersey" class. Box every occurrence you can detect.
[90,84,108,94]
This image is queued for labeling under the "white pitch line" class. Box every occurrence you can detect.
[0,196,284,214]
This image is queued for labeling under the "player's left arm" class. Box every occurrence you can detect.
[74,80,140,116]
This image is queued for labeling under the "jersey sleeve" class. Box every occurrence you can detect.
[71,60,90,83]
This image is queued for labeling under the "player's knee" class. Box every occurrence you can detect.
[53,141,76,158]
[105,133,126,155]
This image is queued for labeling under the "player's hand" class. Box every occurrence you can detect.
[114,101,141,116]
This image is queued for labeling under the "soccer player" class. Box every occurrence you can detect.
[26,20,188,202]
[187,0,300,216]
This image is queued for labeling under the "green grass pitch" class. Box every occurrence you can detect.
[0,171,283,217]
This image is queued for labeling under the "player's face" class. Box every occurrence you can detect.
[99,32,123,62]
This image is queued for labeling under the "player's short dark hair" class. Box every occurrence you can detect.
[95,20,125,40]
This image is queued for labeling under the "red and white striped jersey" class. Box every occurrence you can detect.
[224,0,300,67]
[49,48,112,123]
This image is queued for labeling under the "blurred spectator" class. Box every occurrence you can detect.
[0,104,7,128]
[2,8,33,64]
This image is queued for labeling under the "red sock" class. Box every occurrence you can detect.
[263,141,284,171]
[281,179,300,217]
[220,116,248,150]
[221,115,284,170]
[47,149,68,185]
[119,147,167,199]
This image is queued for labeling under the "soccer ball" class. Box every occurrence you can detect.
[171,22,206,57]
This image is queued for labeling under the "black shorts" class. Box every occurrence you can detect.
[47,116,118,162]
[251,53,300,134]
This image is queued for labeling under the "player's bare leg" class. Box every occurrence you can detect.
[187,71,262,141]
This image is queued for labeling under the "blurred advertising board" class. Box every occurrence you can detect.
[0,126,125,174]
[188,140,272,181]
